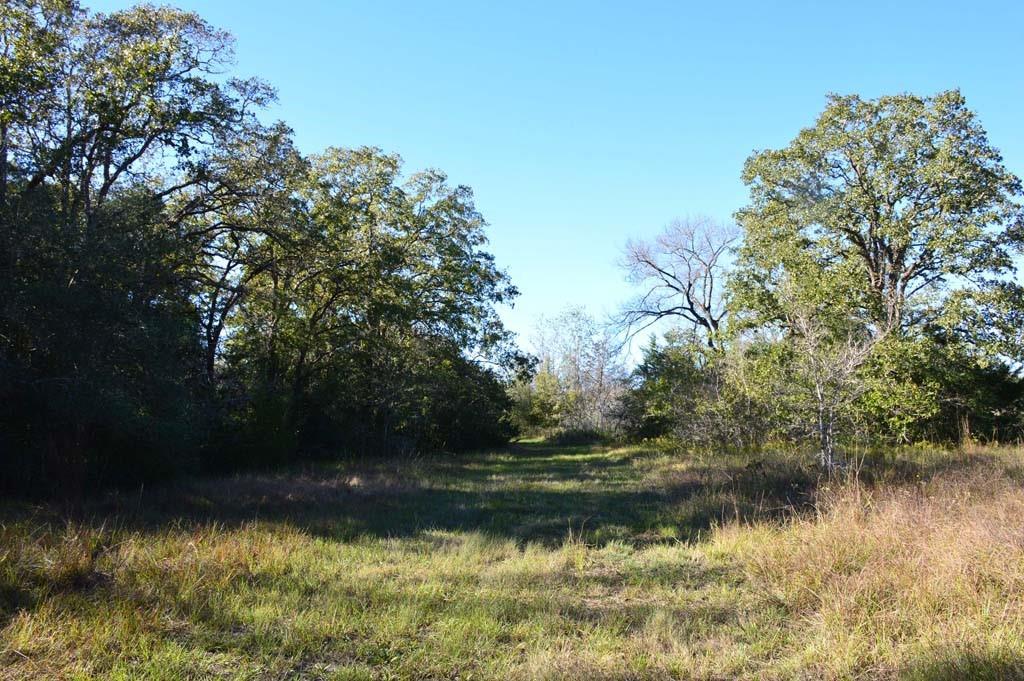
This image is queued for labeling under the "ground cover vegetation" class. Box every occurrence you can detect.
[2,442,1024,679]
[3,2,1024,679]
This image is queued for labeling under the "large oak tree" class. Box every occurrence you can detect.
[734,90,1023,349]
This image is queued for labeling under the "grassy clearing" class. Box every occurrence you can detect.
[2,442,1023,679]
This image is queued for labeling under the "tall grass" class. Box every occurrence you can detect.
[721,463,1024,679]
[2,443,1023,679]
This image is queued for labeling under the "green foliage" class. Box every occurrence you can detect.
[619,92,1024,461]
[508,366,561,435]
[734,90,1023,342]
[856,336,943,443]
[514,307,626,438]
[0,1,521,494]
[858,335,1024,443]
[618,333,706,441]
[618,331,775,450]
[1,1,252,492]
[717,91,1024,458]
[219,146,520,460]
[4,0,1023,494]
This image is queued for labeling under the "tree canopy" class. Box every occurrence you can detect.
[2,2,1022,491]
[0,0,521,493]
[734,90,1023,350]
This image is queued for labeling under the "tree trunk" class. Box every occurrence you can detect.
[818,406,836,471]
[0,120,8,212]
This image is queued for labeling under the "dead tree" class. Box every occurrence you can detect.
[620,216,738,348]
[786,304,880,471]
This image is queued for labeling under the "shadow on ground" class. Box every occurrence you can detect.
[33,441,820,547]
[900,650,1024,681]
[8,442,1002,552]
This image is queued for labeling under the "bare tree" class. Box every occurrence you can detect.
[786,308,879,470]
[530,307,626,432]
[621,216,738,348]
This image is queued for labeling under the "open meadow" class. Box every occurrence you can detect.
[4,2,1024,679]
[3,441,1024,680]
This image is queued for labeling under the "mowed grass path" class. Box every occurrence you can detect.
[3,442,1024,679]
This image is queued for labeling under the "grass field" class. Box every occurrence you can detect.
[3,441,1024,680]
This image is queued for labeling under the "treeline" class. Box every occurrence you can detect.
[3,3,1023,495]
[0,2,524,494]
[508,307,624,439]
[513,92,1024,464]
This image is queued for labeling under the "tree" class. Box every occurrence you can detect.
[0,1,71,216]
[184,123,307,386]
[730,91,1024,451]
[0,1,280,491]
[225,146,519,458]
[621,216,738,348]
[528,306,625,433]
[735,91,1023,342]
[0,2,526,493]
[617,331,709,441]
[508,366,561,436]
[781,290,878,469]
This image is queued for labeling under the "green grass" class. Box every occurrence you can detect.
[2,442,1024,679]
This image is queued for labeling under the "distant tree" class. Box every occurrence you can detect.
[508,364,561,436]
[618,331,707,441]
[621,216,738,348]
[528,307,626,433]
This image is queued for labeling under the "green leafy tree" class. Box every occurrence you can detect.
[618,332,707,441]
[0,1,279,491]
[508,363,561,436]
[735,90,1023,341]
[225,146,520,458]
[731,91,1024,451]
[1,2,526,492]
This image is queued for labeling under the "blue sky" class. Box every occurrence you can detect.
[92,0,1024,349]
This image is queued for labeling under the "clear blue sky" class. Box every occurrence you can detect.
[92,0,1024,347]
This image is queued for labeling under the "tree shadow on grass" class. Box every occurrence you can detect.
[4,441,1012,634]
[0,442,771,631]
[900,649,1024,681]
[158,567,750,677]
[61,442,818,547]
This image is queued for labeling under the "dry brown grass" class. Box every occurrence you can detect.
[717,451,1024,679]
